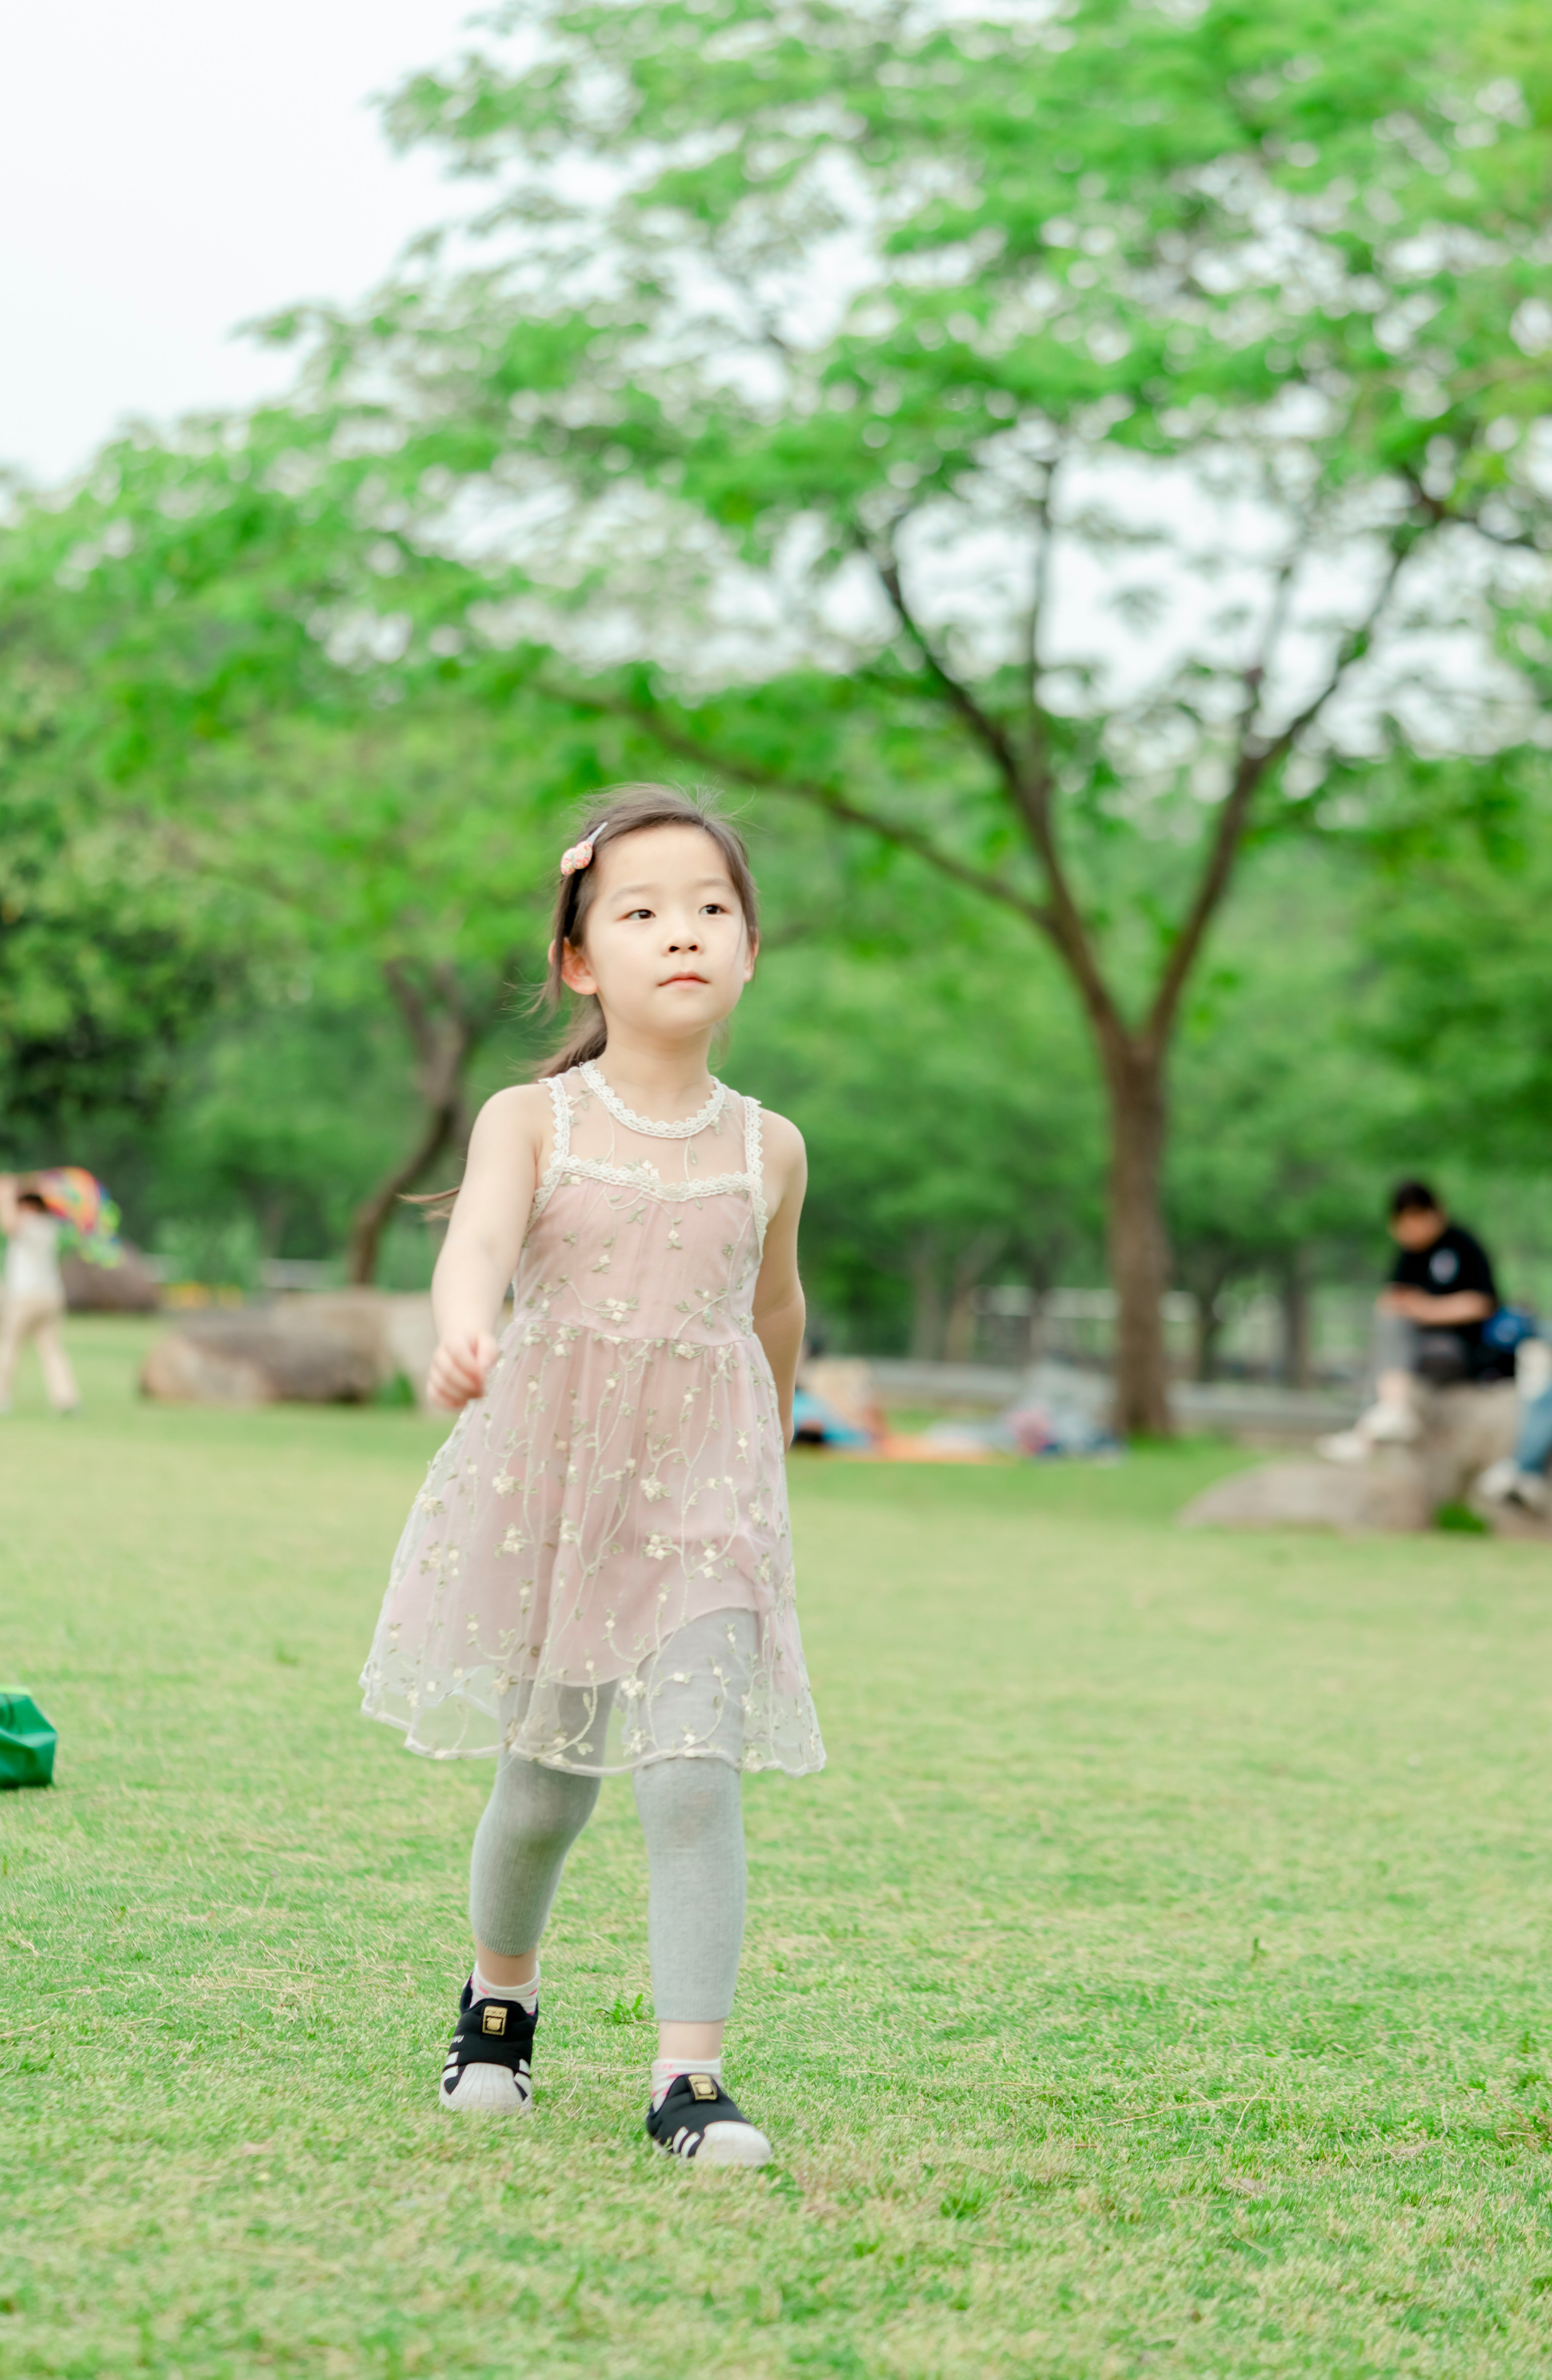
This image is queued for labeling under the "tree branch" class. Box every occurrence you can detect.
[1143,531,1411,1051]
[862,536,1121,1034]
[871,549,1028,789]
[1401,470,1540,553]
[383,956,440,1072]
[539,675,1057,933]
[346,1090,462,1286]
[1024,463,1059,769]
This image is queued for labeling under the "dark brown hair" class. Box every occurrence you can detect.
[535,783,760,1079]
[1390,1178,1442,1218]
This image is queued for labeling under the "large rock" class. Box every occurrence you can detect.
[140,1291,439,1409]
[1468,1492,1552,1543]
[279,1291,439,1406]
[1180,1381,1532,1535]
[62,1244,161,1313]
[1179,1456,1433,1534]
[140,1314,383,1405]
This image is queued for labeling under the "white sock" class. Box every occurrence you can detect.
[472,1959,540,2014]
[651,2054,722,2112]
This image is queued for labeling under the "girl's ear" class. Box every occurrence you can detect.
[742,927,759,984]
[559,937,599,998]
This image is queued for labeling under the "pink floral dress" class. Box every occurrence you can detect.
[360,1063,824,1777]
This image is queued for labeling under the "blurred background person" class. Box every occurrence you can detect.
[0,1176,81,1417]
[1319,1181,1505,1464]
[1479,1336,1552,1515]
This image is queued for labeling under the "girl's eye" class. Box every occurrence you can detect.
[702,902,728,915]
[624,907,654,920]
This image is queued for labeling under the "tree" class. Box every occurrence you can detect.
[0,440,572,1278]
[182,705,568,1279]
[0,496,237,1175]
[240,0,1552,1426]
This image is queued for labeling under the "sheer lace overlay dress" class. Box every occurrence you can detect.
[360,1064,824,1777]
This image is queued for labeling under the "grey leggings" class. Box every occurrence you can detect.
[469,1751,747,2022]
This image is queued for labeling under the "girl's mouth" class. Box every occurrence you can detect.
[662,972,708,985]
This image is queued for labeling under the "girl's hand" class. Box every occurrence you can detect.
[428,1331,499,1412]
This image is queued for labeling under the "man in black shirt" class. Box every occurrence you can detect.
[1318,1180,1503,1463]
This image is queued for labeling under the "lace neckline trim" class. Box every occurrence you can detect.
[579,1061,726,1140]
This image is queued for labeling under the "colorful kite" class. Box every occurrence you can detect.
[32,1168,122,1266]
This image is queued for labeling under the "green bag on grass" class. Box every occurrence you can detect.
[0,1689,57,1788]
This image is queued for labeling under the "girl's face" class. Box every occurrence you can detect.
[559,824,755,1043]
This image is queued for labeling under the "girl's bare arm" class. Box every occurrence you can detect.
[750,1111,808,1442]
[428,1085,550,1410]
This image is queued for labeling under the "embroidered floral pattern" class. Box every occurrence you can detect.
[359,1067,822,1778]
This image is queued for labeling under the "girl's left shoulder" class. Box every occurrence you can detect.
[748,1104,805,1190]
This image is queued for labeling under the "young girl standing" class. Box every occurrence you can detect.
[361,785,823,2165]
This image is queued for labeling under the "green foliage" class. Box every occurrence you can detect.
[292,0,1552,964]
[1355,754,1552,1175]
[0,864,229,1168]
[151,1213,266,1296]
[733,923,1104,1351]
[24,0,1550,997]
[1167,845,1413,1284]
[0,525,241,1169]
[273,0,1552,1389]
[1435,1497,1491,1532]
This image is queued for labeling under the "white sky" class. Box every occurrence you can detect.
[0,0,476,486]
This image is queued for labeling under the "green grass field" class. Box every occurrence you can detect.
[6,1321,1552,2378]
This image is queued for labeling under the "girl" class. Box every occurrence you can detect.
[360,785,823,2166]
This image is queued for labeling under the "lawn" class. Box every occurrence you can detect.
[5,1321,1552,2378]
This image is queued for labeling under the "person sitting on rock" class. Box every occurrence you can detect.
[1318,1180,1506,1465]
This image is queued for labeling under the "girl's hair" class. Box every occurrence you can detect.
[535,783,760,1079]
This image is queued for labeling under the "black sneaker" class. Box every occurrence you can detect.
[645,2072,772,2166]
[438,1977,536,2114]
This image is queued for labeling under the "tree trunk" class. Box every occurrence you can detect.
[1182,1256,1234,1382]
[1099,1034,1172,1436]
[908,1238,945,1361]
[345,959,482,1286]
[943,1283,977,1366]
[943,1228,1006,1365]
[347,1101,461,1287]
[1281,1246,1313,1389]
[1192,1290,1222,1384]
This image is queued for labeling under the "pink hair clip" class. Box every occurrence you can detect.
[560,822,607,876]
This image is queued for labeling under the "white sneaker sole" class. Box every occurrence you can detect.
[439,2065,532,2115]
[685,2121,772,2167]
